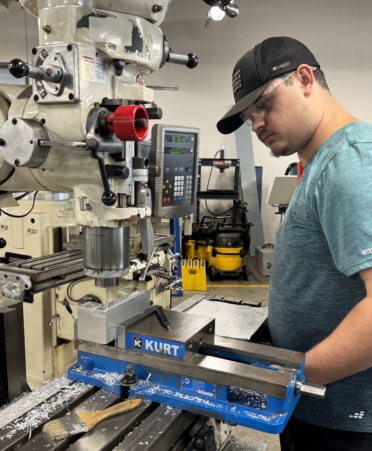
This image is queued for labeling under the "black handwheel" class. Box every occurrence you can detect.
[242,265,250,281]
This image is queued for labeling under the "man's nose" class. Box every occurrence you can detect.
[251,115,266,132]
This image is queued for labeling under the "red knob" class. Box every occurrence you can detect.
[106,105,149,141]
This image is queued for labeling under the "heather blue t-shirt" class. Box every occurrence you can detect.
[269,122,372,431]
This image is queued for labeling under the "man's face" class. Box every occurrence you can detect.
[242,73,316,158]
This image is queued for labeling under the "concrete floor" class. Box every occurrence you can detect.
[173,256,281,451]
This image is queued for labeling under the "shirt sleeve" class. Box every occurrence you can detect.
[313,141,372,277]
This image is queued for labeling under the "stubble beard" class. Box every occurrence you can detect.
[267,125,314,159]
[270,144,296,158]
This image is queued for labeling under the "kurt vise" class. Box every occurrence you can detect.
[68,293,326,434]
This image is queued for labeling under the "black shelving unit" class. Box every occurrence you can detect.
[196,158,240,222]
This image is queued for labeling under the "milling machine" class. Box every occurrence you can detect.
[0,1,326,450]
[0,0,198,388]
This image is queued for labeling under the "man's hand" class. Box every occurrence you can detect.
[304,267,372,385]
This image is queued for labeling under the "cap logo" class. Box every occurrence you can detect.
[232,67,243,95]
[272,61,291,71]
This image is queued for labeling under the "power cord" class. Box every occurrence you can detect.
[66,279,101,304]
[0,191,38,218]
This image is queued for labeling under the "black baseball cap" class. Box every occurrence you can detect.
[217,36,320,134]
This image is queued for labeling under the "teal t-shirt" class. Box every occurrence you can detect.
[269,122,372,431]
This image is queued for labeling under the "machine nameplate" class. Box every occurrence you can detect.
[181,376,217,398]
[125,332,184,360]
[124,309,215,361]
[81,55,105,85]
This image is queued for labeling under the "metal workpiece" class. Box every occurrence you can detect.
[82,226,130,280]
[0,118,50,168]
[205,336,304,370]
[77,290,151,344]
[171,294,207,312]
[113,404,197,451]
[124,308,215,360]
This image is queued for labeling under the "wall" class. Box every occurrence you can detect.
[0,10,37,63]
[0,1,371,243]
[147,0,372,243]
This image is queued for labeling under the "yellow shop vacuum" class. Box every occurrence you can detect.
[184,218,251,281]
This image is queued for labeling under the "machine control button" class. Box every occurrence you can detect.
[0,238,6,249]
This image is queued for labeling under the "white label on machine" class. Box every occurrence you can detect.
[81,55,106,85]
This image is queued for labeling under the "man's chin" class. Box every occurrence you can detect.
[270,146,292,158]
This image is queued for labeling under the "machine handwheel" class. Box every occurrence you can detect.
[242,265,250,281]
[209,265,217,281]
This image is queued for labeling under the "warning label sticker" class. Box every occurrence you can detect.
[81,55,105,85]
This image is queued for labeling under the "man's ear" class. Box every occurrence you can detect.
[297,65,315,97]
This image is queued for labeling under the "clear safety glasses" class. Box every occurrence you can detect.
[239,71,296,127]
[240,67,317,127]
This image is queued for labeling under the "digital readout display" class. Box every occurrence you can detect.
[164,132,196,155]
[168,147,188,154]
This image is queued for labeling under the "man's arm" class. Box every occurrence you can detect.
[304,266,372,385]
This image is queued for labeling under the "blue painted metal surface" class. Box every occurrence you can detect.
[68,345,305,434]
[124,332,185,360]
[170,218,183,297]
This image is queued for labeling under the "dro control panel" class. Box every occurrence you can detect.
[148,124,200,219]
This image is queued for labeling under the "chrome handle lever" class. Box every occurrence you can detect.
[295,380,326,399]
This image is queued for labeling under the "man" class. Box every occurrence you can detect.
[217,36,372,451]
